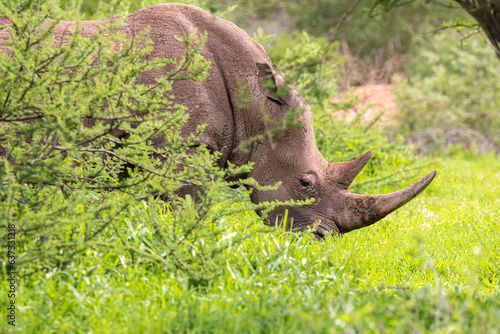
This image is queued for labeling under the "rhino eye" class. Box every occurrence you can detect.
[299,179,312,187]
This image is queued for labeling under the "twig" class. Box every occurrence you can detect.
[0,114,43,122]
[318,0,363,92]
[40,133,58,160]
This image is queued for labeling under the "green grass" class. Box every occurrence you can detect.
[2,154,500,333]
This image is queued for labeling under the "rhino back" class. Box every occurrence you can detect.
[0,3,275,169]
[127,4,274,168]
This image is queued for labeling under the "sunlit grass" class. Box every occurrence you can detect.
[2,155,500,333]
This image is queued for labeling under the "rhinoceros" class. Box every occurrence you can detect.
[0,3,436,238]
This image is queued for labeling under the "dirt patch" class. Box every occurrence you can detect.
[330,84,398,126]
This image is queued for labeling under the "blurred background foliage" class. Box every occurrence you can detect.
[57,0,500,156]
[395,31,500,154]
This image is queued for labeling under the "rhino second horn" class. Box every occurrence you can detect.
[329,151,372,189]
[338,170,437,233]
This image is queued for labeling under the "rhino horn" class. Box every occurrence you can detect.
[329,150,372,189]
[336,170,437,233]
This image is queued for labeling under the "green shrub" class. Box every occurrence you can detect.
[394,31,500,154]
[0,0,291,283]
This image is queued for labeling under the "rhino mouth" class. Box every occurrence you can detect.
[270,209,340,239]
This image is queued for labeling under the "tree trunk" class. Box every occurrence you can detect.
[454,0,500,60]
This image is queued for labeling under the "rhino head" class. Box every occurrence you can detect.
[243,64,436,238]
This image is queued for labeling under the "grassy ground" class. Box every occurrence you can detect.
[2,154,500,333]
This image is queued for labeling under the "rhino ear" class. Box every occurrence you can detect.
[256,63,289,104]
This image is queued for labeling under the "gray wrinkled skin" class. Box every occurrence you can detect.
[0,4,436,237]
